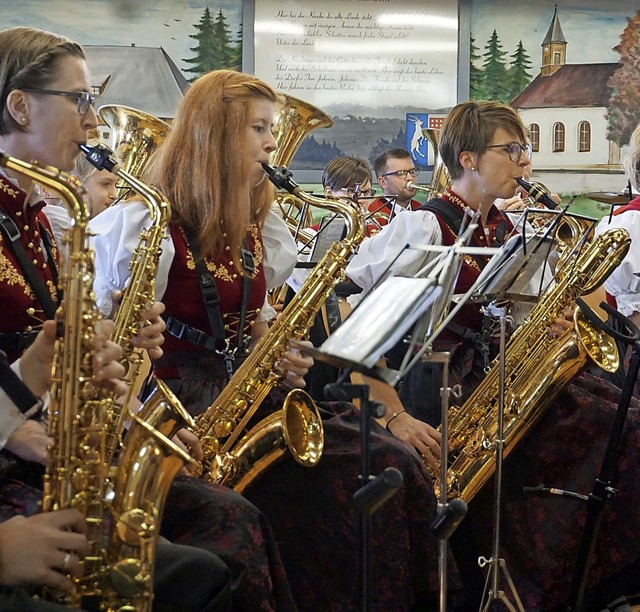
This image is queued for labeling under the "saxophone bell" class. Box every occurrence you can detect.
[210,388,324,493]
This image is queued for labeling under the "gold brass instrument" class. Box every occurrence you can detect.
[195,162,366,492]
[269,92,333,246]
[0,151,109,607]
[108,379,198,612]
[414,128,451,199]
[82,104,172,463]
[433,225,630,502]
[81,107,198,610]
[97,104,170,197]
[192,94,363,492]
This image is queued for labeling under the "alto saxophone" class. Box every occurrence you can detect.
[80,141,198,612]
[0,151,109,607]
[435,225,630,502]
[80,141,173,463]
[194,164,366,492]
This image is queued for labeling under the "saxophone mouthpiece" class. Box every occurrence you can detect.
[262,163,299,194]
[516,178,559,210]
[79,143,119,174]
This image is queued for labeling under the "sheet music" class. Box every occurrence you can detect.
[469,232,556,302]
[309,215,345,263]
[318,276,443,369]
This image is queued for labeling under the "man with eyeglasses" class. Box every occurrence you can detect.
[369,148,423,227]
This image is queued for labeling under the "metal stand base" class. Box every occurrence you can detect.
[478,556,525,612]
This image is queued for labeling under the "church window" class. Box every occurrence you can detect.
[529,124,540,152]
[553,123,565,152]
[578,121,591,152]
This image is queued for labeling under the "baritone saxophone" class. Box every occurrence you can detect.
[434,225,630,502]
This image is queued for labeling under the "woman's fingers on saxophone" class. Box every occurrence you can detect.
[549,307,574,337]
[174,428,203,462]
[277,340,314,388]
[388,413,442,467]
[133,301,166,359]
[91,321,126,389]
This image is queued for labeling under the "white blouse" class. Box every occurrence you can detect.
[346,209,444,294]
[89,201,298,319]
[595,210,640,317]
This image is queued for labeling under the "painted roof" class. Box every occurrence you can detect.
[511,63,621,108]
[83,45,189,120]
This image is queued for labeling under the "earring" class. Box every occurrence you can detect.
[471,166,476,171]
[20,117,28,125]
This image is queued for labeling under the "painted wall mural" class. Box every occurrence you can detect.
[470,0,640,195]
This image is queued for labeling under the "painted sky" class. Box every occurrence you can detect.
[0,0,242,74]
[471,0,636,66]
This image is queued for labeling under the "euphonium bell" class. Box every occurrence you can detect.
[418,128,451,199]
[98,104,170,193]
[269,93,334,244]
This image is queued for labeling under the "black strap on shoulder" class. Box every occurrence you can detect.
[0,211,58,320]
[164,234,254,366]
[185,231,226,342]
[0,350,43,419]
[418,197,465,235]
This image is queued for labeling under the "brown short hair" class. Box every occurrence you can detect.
[440,100,527,181]
[322,156,372,191]
[0,27,84,135]
[373,148,412,178]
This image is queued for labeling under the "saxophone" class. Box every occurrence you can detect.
[80,135,172,464]
[106,378,197,612]
[194,164,366,491]
[434,225,631,502]
[0,151,109,607]
[80,110,197,610]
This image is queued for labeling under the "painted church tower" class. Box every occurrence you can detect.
[541,5,567,76]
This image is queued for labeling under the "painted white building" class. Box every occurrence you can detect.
[511,7,626,194]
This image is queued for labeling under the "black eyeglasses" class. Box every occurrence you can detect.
[486,142,532,163]
[20,88,96,115]
[381,168,420,179]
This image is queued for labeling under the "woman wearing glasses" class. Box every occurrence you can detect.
[0,26,298,611]
[346,99,640,608]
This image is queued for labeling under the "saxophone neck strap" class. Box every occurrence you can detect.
[0,211,58,320]
[0,350,43,419]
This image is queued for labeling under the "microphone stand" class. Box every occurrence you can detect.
[324,377,403,612]
[478,302,524,612]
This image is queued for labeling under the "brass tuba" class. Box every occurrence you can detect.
[97,104,170,197]
[270,93,334,244]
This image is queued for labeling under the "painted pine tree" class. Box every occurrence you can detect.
[607,9,640,146]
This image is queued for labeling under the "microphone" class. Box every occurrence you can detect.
[430,497,468,539]
[79,142,119,173]
[353,467,404,515]
[516,178,559,210]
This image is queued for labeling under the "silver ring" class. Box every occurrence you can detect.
[63,552,72,572]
